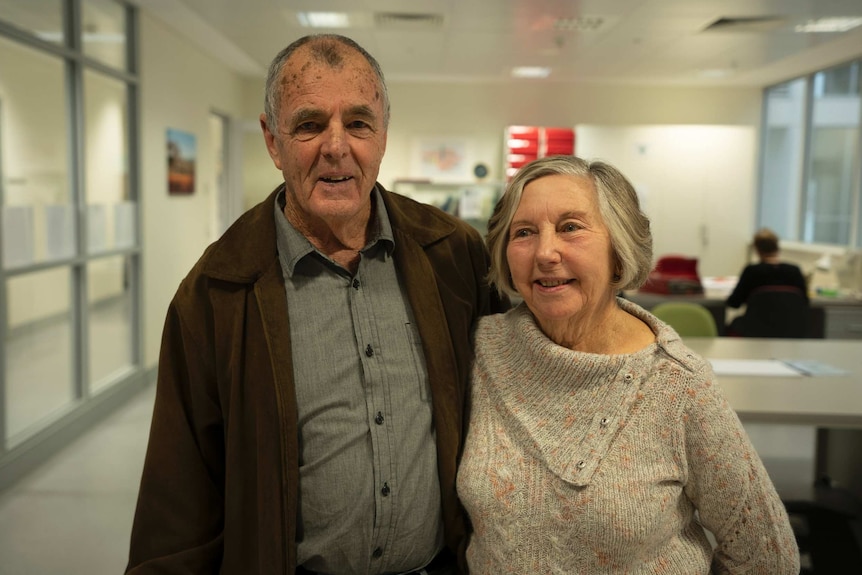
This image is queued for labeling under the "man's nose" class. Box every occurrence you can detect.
[321,124,348,158]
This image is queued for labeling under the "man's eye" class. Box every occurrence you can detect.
[294,122,320,133]
[347,120,371,130]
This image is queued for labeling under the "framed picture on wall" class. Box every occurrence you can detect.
[167,128,196,195]
[411,136,474,183]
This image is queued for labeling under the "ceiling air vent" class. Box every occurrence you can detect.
[554,16,606,32]
[374,12,444,29]
[703,16,787,33]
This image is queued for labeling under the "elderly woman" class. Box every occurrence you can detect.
[456,156,799,573]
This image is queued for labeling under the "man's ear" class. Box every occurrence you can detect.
[260,113,282,169]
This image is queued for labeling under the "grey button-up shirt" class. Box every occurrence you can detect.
[274,189,443,574]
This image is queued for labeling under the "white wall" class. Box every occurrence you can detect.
[576,125,757,277]
[379,82,760,188]
[139,13,247,367]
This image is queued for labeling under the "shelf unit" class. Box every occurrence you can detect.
[391,180,504,235]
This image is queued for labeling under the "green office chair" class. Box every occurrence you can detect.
[651,302,718,337]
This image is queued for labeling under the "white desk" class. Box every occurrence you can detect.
[684,337,862,498]
[683,337,862,427]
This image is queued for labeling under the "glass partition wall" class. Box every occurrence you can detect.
[759,60,862,248]
[0,0,140,487]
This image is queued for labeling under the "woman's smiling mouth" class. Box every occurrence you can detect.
[536,279,573,288]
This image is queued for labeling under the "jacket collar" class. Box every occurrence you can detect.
[200,183,457,283]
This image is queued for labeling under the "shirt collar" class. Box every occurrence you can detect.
[273,185,395,278]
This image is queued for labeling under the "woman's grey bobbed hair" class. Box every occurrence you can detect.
[485,155,653,298]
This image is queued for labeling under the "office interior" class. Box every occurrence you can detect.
[1,0,861,573]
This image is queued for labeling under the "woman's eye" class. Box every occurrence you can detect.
[561,222,579,233]
[511,228,531,238]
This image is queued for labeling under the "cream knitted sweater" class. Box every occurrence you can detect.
[457,299,800,574]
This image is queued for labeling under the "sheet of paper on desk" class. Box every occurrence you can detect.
[779,359,850,376]
[708,359,803,377]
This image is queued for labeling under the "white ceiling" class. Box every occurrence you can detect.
[135,0,862,87]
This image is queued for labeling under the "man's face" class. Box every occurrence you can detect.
[261,47,388,227]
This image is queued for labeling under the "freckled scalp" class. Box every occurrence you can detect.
[309,41,348,68]
[264,34,391,133]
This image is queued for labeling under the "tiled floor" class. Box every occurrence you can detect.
[0,383,155,575]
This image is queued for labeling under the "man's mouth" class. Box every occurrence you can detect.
[320,175,352,183]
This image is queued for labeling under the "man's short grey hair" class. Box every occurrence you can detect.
[263,34,391,134]
[486,155,653,298]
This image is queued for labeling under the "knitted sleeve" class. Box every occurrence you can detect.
[680,374,800,574]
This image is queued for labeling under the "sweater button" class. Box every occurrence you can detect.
[600,417,610,426]
[576,460,586,469]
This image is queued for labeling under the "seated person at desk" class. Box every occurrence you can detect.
[456,155,800,574]
[726,228,809,336]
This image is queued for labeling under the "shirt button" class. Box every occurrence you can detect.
[576,460,586,469]
[381,482,390,496]
[365,344,374,357]
[372,547,383,559]
[375,412,384,425]
[352,278,360,290]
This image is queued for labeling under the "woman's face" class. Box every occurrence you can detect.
[506,174,618,328]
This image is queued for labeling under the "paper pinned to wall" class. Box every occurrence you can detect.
[2,205,34,268]
[87,204,107,253]
[114,201,137,248]
[45,204,75,260]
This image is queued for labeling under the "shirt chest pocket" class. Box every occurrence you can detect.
[406,322,431,402]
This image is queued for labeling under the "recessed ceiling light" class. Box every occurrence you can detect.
[698,68,734,78]
[794,17,862,33]
[35,31,63,42]
[36,31,124,43]
[511,67,551,79]
[297,12,351,28]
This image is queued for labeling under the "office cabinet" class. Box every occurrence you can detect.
[822,305,862,339]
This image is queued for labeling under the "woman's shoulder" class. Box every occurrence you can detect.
[657,338,715,377]
[477,304,528,342]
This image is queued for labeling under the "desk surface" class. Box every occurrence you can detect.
[684,337,862,427]
[626,290,862,309]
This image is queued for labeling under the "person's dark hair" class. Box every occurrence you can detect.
[753,228,779,256]
[263,34,390,133]
[486,155,653,298]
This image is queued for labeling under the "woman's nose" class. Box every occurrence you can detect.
[535,232,561,264]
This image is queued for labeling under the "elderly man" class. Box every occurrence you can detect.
[126,34,506,575]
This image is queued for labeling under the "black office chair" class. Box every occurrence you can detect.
[784,482,862,574]
[729,285,809,338]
